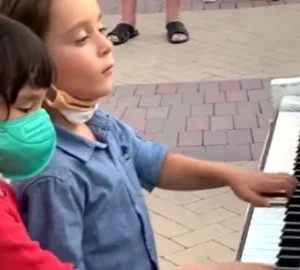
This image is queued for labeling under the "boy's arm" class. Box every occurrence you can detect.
[157,153,296,206]
[0,194,73,270]
[157,154,232,190]
[20,177,86,270]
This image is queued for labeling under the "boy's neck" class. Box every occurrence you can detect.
[50,109,97,141]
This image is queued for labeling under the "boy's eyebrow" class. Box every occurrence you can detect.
[66,13,103,34]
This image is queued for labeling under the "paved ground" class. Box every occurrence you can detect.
[98,1,300,268]
[147,160,258,269]
[103,5,300,85]
[99,0,300,13]
[101,78,273,161]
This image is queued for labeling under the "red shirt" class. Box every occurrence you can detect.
[0,181,73,270]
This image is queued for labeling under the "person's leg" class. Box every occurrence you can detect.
[165,0,189,44]
[107,0,139,45]
[120,0,137,26]
[166,0,181,22]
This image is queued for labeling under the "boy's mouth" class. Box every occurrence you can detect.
[102,64,114,74]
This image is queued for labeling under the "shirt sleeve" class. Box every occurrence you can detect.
[113,117,168,191]
[0,202,73,270]
[22,177,86,270]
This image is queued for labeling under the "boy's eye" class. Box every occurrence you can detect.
[76,35,89,45]
[99,27,107,34]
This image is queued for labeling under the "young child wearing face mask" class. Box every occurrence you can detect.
[0,15,74,270]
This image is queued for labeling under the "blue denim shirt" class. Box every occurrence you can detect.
[13,110,168,270]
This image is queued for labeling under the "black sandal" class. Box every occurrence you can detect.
[166,21,189,44]
[107,23,139,46]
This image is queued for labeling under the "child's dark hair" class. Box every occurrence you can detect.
[0,15,53,112]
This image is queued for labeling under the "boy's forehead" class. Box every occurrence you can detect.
[50,0,101,30]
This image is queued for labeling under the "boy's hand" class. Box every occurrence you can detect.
[227,169,297,206]
[178,262,274,270]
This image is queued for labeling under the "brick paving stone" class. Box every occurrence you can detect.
[145,119,164,133]
[179,131,203,146]
[204,91,226,104]
[259,100,274,116]
[147,107,169,119]
[237,101,260,115]
[161,94,183,106]
[215,103,237,115]
[250,143,264,160]
[135,84,157,96]
[251,127,269,143]
[241,79,263,90]
[227,129,253,145]
[191,104,214,116]
[114,84,136,97]
[203,130,227,145]
[237,2,253,8]
[211,116,234,130]
[118,96,140,109]
[252,0,269,6]
[199,82,219,93]
[123,107,147,119]
[221,2,236,9]
[257,114,272,127]
[234,114,258,129]
[225,144,252,161]
[172,224,232,248]
[168,105,191,118]
[226,90,248,102]
[139,95,161,107]
[157,83,177,94]
[187,117,210,131]
[164,118,187,132]
[122,117,146,132]
[183,93,203,105]
[220,80,241,92]
[154,132,178,147]
[248,89,271,101]
[178,82,199,94]
[205,145,226,161]
[142,133,156,140]
[204,2,220,9]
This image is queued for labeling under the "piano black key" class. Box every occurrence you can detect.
[281,230,300,237]
[277,249,300,257]
[279,236,300,248]
[284,212,300,223]
[283,223,300,231]
[285,205,300,213]
[276,256,300,268]
[276,268,300,270]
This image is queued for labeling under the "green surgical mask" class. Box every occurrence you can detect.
[0,109,56,180]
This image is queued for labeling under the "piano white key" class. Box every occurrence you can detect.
[239,99,300,265]
[241,255,277,264]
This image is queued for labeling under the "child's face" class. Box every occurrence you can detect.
[44,0,114,102]
[0,86,47,121]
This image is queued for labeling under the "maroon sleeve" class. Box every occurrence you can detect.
[0,183,74,270]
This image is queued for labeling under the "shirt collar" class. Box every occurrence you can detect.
[55,110,112,163]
